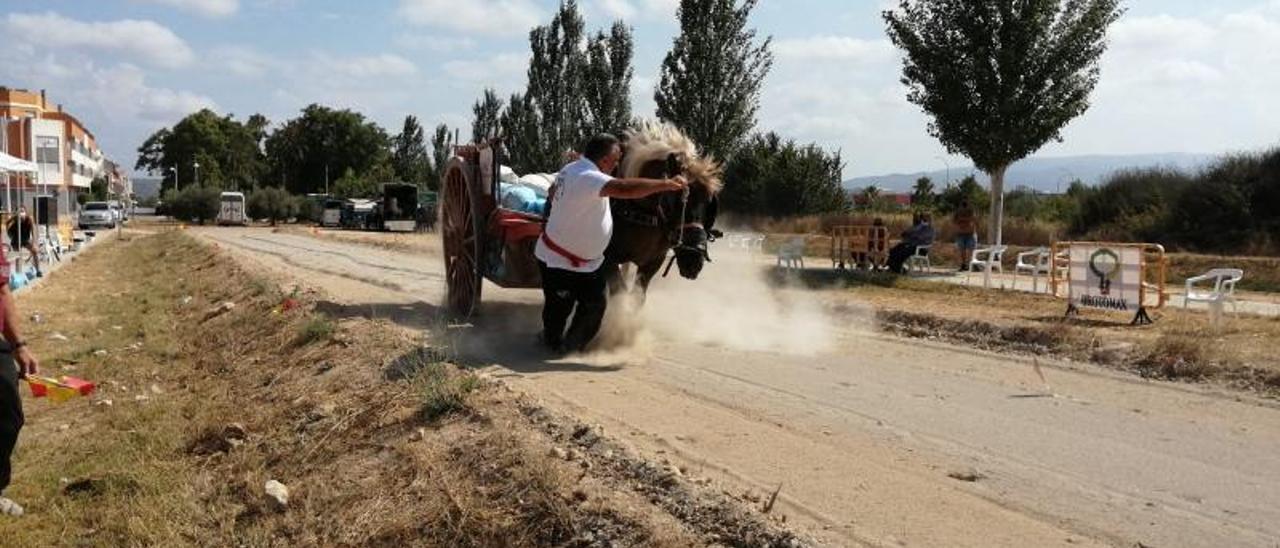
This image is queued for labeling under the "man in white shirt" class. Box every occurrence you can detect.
[535,134,686,353]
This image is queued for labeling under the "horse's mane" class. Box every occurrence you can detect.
[619,120,723,195]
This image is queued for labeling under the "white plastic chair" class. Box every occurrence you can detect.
[1014,247,1051,275]
[906,244,932,273]
[1184,268,1244,316]
[969,245,1008,273]
[777,237,806,269]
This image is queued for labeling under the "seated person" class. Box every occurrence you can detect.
[5,208,40,277]
[886,213,935,274]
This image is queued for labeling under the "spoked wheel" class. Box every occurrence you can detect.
[441,158,482,318]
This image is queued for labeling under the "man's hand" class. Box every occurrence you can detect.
[665,175,689,192]
[15,346,38,379]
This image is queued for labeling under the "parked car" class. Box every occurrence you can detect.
[79,201,116,229]
[108,200,126,223]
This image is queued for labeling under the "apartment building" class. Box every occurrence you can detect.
[0,86,118,219]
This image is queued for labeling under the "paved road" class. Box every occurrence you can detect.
[198,227,1280,547]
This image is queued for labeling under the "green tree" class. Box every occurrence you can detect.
[722,132,847,217]
[89,176,110,201]
[248,186,297,225]
[884,0,1123,244]
[911,176,935,208]
[520,0,589,172]
[393,115,431,185]
[135,109,268,192]
[938,174,991,214]
[471,89,505,143]
[332,168,377,199]
[656,0,773,161]
[264,104,391,195]
[583,21,634,136]
[500,93,543,175]
[861,185,882,209]
[427,123,453,191]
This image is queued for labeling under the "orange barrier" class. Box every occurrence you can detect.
[830,225,889,270]
[1050,241,1168,325]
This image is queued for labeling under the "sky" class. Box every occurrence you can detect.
[2,0,1279,180]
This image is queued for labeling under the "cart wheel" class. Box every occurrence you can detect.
[441,157,482,317]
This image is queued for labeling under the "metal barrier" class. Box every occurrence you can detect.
[1050,241,1168,325]
[830,225,889,270]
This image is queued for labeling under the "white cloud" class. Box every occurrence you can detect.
[309,53,419,79]
[442,52,529,85]
[773,36,894,62]
[1110,14,1215,51]
[397,0,542,36]
[3,12,194,68]
[212,46,275,77]
[394,34,477,53]
[597,0,638,20]
[134,0,239,18]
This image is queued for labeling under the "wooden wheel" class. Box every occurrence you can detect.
[441,157,482,317]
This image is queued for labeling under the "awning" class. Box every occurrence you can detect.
[0,151,37,174]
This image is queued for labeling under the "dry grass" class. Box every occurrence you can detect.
[0,231,751,547]
[796,268,1280,396]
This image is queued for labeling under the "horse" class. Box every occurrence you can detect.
[603,121,724,304]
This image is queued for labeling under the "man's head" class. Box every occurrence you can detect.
[582,133,622,174]
[17,206,27,218]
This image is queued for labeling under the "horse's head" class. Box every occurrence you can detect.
[620,121,725,280]
[661,152,723,280]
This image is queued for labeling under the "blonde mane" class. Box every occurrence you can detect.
[619,120,723,194]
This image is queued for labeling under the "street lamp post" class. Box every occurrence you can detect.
[194,160,201,187]
[934,155,952,185]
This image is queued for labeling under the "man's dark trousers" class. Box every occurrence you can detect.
[0,347,22,496]
[538,260,607,352]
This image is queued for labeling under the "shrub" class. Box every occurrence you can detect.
[165,186,221,224]
[247,186,296,225]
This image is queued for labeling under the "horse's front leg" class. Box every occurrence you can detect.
[632,256,666,307]
[603,262,626,297]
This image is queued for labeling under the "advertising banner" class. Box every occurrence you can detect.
[1068,245,1143,312]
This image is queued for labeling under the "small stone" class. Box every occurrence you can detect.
[93,349,108,357]
[150,384,164,394]
[133,394,150,403]
[549,447,569,460]
[111,325,123,331]
[48,333,69,341]
[30,313,43,324]
[566,449,582,461]
[57,424,70,432]
[264,480,289,508]
[223,423,248,441]
[410,427,427,442]
[180,296,193,305]
[94,399,113,407]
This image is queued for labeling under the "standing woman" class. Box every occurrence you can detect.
[0,238,41,516]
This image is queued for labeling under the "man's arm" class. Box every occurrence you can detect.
[600,176,686,199]
[0,284,38,378]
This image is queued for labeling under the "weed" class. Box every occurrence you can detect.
[295,315,334,345]
[1134,335,1218,380]
[417,362,481,422]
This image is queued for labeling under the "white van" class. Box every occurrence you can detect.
[217,192,247,225]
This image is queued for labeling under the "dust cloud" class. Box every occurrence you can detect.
[595,245,844,357]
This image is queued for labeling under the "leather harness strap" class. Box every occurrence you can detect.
[540,232,589,268]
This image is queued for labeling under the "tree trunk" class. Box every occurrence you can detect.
[987,164,1007,246]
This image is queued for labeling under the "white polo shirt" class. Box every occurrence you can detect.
[535,158,614,272]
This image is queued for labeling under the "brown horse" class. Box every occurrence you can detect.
[603,121,724,303]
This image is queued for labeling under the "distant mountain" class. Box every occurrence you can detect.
[844,153,1216,194]
[133,177,162,200]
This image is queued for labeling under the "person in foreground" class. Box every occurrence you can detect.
[887,212,936,274]
[535,133,686,354]
[0,240,40,517]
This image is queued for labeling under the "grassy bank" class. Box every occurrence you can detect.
[3,231,802,546]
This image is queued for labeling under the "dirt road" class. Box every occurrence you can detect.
[198,227,1280,548]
